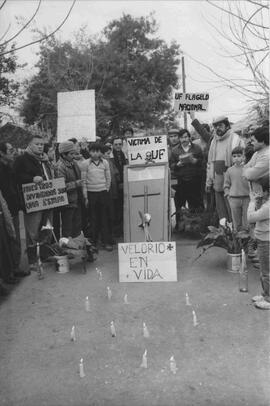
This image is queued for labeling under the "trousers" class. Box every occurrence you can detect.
[23,210,53,264]
[257,239,270,302]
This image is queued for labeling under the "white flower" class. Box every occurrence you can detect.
[59,237,69,247]
[219,218,227,227]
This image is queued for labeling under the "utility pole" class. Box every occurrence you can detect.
[181,56,187,129]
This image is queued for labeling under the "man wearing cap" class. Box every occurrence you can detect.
[206,116,243,221]
[56,141,83,238]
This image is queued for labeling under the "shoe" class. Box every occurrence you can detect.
[252,295,264,302]
[14,269,31,277]
[255,300,270,310]
[104,245,113,252]
[4,277,19,285]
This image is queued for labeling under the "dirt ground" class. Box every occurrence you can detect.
[0,231,269,406]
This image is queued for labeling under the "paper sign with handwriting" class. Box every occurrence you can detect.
[127,135,168,166]
[118,241,177,282]
[174,93,209,112]
[22,178,68,213]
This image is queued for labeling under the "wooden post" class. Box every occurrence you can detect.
[181,56,187,130]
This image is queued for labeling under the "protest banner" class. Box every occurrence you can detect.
[118,241,177,282]
[127,135,168,166]
[22,178,68,213]
[57,90,96,142]
[174,93,209,112]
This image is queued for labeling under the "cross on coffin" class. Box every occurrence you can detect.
[132,185,161,213]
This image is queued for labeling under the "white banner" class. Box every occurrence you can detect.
[174,93,209,112]
[22,178,68,213]
[118,241,177,282]
[57,90,96,142]
[127,135,168,166]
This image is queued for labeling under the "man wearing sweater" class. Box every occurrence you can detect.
[206,116,243,221]
[81,143,112,251]
[243,126,269,198]
[224,147,250,231]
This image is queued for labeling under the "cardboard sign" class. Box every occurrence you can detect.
[22,178,68,213]
[174,93,209,112]
[118,241,177,282]
[57,90,96,142]
[127,135,168,166]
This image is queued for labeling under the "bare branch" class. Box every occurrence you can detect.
[247,0,269,9]
[0,0,7,11]
[0,0,76,57]
[0,22,11,43]
[0,0,42,47]
[206,0,268,29]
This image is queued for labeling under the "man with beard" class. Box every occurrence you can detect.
[206,116,243,221]
[14,135,53,273]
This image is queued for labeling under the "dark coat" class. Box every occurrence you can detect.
[14,152,53,187]
[170,142,203,181]
[112,149,127,184]
[14,152,53,211]
[56,159,82,207]
[0,161,20,216]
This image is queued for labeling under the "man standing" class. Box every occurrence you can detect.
[170,129,204,213]
[14,135,53,273]
[206,116,243,221]
[112,137,127,236]
[168,128,181,161]
[0,142,25,277]
[243,126,269,196]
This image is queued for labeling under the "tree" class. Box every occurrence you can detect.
[20,14,181,137]
[0,43,21,123]
[187,0,269,104]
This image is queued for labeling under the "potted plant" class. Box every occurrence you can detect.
[195,218,250,272]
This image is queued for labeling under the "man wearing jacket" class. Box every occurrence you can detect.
[170,129,204,213]
[56,141,83,238]
[206,116,243,221]
[14,135,53,272]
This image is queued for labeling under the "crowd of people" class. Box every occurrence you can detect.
[0,117,269,309]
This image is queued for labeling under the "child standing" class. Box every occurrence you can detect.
[223,147,250,231]
[81,143,112,251]
[247,182,270,309]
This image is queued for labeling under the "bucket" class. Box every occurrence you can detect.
[227,253,241,273]
[55,255,70,274]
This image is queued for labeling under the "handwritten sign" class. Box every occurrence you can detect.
[127,135,168,166]
[118,241,177,282]
[57,90,96,142]
[22,178,68,213]
[174,93,209,112]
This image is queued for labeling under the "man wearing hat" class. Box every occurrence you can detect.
[56,141,83,238]
[206,116,244,221]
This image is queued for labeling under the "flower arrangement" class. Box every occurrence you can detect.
[195,218,250,259]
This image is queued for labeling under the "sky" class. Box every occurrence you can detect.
[0,0,267,126]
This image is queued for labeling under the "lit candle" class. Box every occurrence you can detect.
[192,310,198,326]
[107,287,112,300]
[70,325,76,342]
[169,355,177,374]
[185,292,191,306]
[140,349,147,368]
[85,296,90,312]
[79,358,85,378]
[143,322,150,338]
[110,321,116,337]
